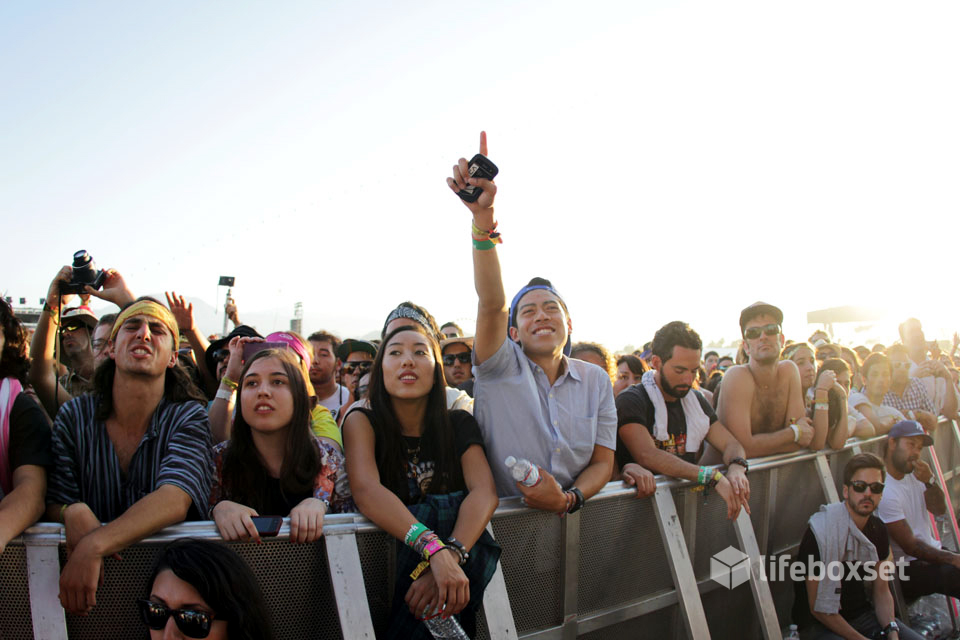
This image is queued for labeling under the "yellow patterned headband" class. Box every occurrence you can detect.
[110,301,180,351]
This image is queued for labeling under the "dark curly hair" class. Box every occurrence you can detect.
[0,297,30,384]
[147,538,273,640]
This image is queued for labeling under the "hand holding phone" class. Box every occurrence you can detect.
[250,516,283,537]
[448,132,498,213]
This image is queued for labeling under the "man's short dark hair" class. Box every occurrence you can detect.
[704,350,718,360]
[718,355,734,365]
[651,321,702,363]
[843,452,885,485]
[817,357,850,379]
[95,313,117,332]
[440,321,463,336]
[616,354,649,376]
[861,352,891,380]
[308,331,341,355]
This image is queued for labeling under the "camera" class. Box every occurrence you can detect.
[457,153,499,203]
[60,250,107,295]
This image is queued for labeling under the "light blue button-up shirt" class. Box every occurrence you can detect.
[474,338,617,497]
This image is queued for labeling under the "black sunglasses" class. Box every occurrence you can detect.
[138,599,214,638]
[342,361,372,375]
[847,480,884,494]
[442,352,472,366]
[743,324,781,340]
[213,349,230,363]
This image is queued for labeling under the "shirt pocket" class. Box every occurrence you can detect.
[557,408,598,465]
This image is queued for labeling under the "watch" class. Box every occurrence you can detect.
[728,457,749,474]
[882,620,899,637]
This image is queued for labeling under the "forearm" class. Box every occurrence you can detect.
[924,483,947,516]
[909,539,959,564]
[573,455,615,499]
[740,427,799,457]
[721,441,747,467]
[873,584,896,629]
[451,488,498,551]
[0,478,46,547]
[208,394,235,442]
[352,482,421,542]
[638,447,700,482]
[941,379,958,420]
[827,405,849,450]
[78,484,191,558]
[28,309,62,412]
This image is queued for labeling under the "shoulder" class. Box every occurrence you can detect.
[53,394,97,430]
[477,337,522,373]
[12,392,48,423]
[719,366,753,392]
[449,409,480,431]
[617,384,651,408]
[865,515,889,543]
[777,359,801,379]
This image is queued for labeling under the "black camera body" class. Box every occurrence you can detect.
[60,250,106,295]
[457,154,499,203]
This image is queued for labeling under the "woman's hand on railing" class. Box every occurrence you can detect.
[212,501,261,543]
[716,473,750,520]
[289,498,326,544]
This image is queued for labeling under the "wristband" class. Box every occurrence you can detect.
[790,424,800,442]
[221,376,239,391]
[814,402,829,411]
[445,537,469,566]
[423,538,446,560]
[410,560,431,580]
[709,470,723,489]
[405,522,428,547]
[414,531,439,556]
[215,389,235,402]
[728,457,749,474]
[59,503,70,524]
[472,237,496,251]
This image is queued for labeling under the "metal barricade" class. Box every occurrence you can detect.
[4,420,960,639]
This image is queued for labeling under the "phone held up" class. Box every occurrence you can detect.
[250,516,283,537]
[457,154,499,203]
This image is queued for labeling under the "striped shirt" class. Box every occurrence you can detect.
[883,378,937,416]
[46,395,214,522]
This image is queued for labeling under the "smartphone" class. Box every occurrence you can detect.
[242,341,289,363]
[457,153,499,203]
[250,516,283,537]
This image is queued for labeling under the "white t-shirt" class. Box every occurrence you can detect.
[876,472,940,561]
[318,384,350,420]
[849,391,906,423]
[909,359,949,415]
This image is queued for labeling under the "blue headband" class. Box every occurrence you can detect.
[508,283,572,356]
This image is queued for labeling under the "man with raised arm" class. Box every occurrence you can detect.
[877,420,960,599]
[446,132,618,510]
[714,302,821,458]
[45,298,213,615]
[617,321,750,519]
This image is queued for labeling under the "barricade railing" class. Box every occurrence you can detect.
[3,419,960,640]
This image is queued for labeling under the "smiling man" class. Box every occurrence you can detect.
[877,420,960,600]
[446,132,616,511]
[45,298,214,616]
[714,302,822,458]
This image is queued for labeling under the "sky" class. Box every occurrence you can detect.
[2,1,958,352]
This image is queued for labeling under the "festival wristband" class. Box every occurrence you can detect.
[405,523,428,547]
[472,237,496,251]
[423,538,446,560]
[414,531,439,556]
[814,402,829,411]
[789,424,800,442]
[59,503,69,524]
[215,389,235,402]
[710,470,723,488]
[410,560,431,580]
[221,376,239,391]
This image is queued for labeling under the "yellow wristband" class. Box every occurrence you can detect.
[59,503,69,524]
[221,376,238,391]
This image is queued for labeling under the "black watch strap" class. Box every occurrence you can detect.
[567,487,585,514]
[729,457,749,474]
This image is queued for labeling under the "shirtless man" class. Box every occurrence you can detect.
[714,302,822,458]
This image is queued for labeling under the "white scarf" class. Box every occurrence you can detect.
[640,370,711,453]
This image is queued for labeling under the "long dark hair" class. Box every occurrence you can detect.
[0,298,29,383]
[368,324,461,502]
[221,349,320,512]
[147,538,273,640]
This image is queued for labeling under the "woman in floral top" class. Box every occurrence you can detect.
[210,349,345,543]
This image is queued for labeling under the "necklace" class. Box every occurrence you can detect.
[405,438,421,465]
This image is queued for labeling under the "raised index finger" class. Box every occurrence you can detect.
[479,131,488,157]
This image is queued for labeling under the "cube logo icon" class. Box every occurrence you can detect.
[711,546,750,589]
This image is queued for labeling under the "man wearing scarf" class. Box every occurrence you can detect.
[46,298,214,616]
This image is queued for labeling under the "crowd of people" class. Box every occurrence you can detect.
[2,133,960,639]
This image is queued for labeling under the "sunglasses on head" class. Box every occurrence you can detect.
[342,361,372,375]
[743,324,781,340]
[442,352,472,366]
[138,599,214,638]
[847,480,884,494]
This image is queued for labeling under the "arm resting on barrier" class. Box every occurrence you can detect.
[885,519,960,568]
[57,483,193,614]
[806,577,870,640]
[572,444,615,501]
[0,465,46,555]
[451,444,498,550]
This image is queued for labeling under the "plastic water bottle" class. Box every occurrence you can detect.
[424,613,469,639]
[783,624,799,639]
[504,456,540,487]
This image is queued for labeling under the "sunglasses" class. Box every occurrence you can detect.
[743,324,781,340]
[847,480,885,494]
[342,361,372,375]
[213,349,230,363]
[138,599,215,638]
[442,352,472,366]
[62,323,88,333]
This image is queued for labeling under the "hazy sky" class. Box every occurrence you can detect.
[2,1,958,351]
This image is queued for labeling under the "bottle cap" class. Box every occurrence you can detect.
[504,456,517,467]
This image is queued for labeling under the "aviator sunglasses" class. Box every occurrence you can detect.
[442,352,472,366]
[342,361,373,376]
[743,324,781,340]
[138,599,215,638]
[846,480,885,494]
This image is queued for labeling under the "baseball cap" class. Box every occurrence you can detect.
[336,339,378,362]
[441,336,474,352]
[739,301,783,334]
[888,420,934,446]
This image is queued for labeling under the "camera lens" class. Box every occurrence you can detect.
[71,250,99,285]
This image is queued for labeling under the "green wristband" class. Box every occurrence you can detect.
[472,237,496,251]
